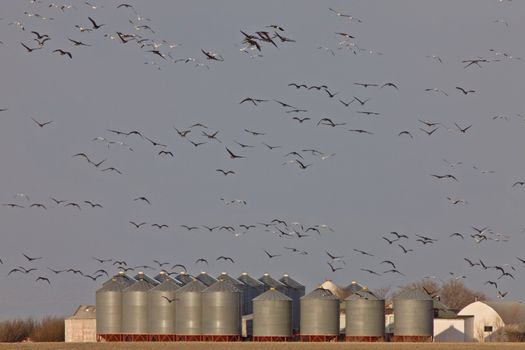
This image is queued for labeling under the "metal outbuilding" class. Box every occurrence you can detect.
[253,288,292,341]
[458,300,525,342]
[393,289,434,342]
[201,280,242,341]
[300,288,340,341]
[121,272,156,340]
[65,305,96,342]
[345,290,385,342]
[279,274,305,333]
[148,272,180,340]
[174,279,206,341]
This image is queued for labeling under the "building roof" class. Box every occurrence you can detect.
[279,274,305,291]
[319,280,346,299]
[482,301,525,324]
[253,288,291,301]
[67,305,96,319]
[302,287,339,300]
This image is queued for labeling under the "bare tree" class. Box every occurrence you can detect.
[392,278,486,311]
[439,279,487,311]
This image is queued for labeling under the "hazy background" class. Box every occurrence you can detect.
[0,0,524,319]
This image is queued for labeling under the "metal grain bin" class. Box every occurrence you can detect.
[253,288,292,340]
[201,280,241,340]
[345,290,385,341]
[393,289,433,342]
[196,272,217,287]
[148,273,180,335]
[280,274,305,333]
[237,272,265,315]
[300,288,340,341]
[122,273,155,335]
[96,277,127,336]
[217,272,246,315]
[175,279,206,338]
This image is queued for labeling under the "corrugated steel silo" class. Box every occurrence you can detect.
[237,272,264,315]
[196,271,217,287]
[121,272,155,339]
[175,279,206,340]
[201,280,241,341]
[279,274,305,333]
[393,289,433,342]
[252,288,292,341]
[345,290,385,341]
[96,277,126,339]
[148,272,180,338]
[217,272,246,315]
[300,288,340,341]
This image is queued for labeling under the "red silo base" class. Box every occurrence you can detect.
[150,334,176,342]
[300,335,339,342]
[176,335,203,341]
[392,335,433,342]
[202,334,241,341]
[122,334,151,342]
[346,336,385,342]
[253,336,292,342]
[97,334,123,342]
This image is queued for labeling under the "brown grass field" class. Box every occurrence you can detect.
[0,343,524,350]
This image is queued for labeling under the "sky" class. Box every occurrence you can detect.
[1,0,524,320]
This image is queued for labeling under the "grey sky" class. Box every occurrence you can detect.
[1,0,524,320]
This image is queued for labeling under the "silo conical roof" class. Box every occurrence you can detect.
[124,278,155,292]
[176,279,206,293]
[259,273,286,289]
[279,274,305,290]
[196,272,217,287]
[97,278,125,292]
[395,289,432,300]
[302,287,339,300]
[344,281,365,294]
[346,290,382,301]
[150,278,180,292]
[238,273,264,288]
[203,279,241,293]
[217,272,243,286]
[133,273,159,286]
[320,280,346,299]
[253,288,291,301]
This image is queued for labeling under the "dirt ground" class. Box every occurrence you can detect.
[1,343,525,350]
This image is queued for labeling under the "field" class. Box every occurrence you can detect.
[1,343,525,350]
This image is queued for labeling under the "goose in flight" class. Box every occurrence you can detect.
[31,117,52,128]
[53,49,72,58]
